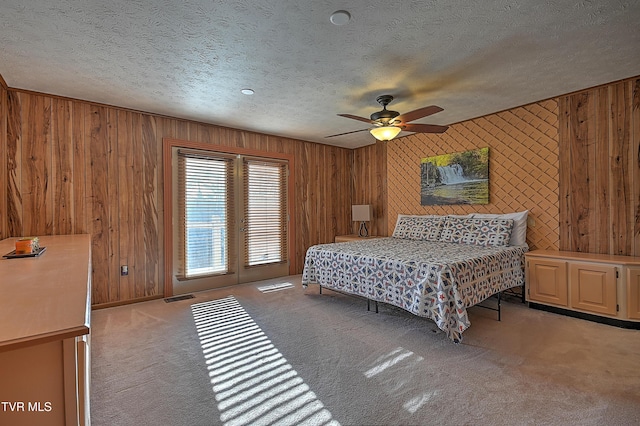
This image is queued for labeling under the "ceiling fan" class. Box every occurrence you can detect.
[326,95,448,141]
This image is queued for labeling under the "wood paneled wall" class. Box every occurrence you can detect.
[4,74,640,305]
[352,141,388,236]
[558,77,640,256]
[0,80,7,240]
[1,89,353,306]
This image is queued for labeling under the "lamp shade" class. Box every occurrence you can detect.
[370,126,401,141]
[352,204,372,222]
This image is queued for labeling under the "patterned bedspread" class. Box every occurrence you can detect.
[301,237,528,342]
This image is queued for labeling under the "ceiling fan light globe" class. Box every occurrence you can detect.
[370,126,401,141]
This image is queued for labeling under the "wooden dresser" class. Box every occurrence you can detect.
[0,235,92,426]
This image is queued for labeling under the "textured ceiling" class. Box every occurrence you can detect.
[1,1,639,149]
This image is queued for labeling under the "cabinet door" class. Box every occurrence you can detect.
[570,262,617,316]
[627,268,640,320]
[527,258,568,306]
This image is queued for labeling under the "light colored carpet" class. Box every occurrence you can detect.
[90,275,640,426]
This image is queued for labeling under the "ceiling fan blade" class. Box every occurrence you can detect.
[325,128,370,138]
[402,123,449,133]
[395,105,444,124]
[338,113,374,124]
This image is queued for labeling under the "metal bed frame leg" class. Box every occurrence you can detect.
[319,286,379,314]
[474,291,503,321]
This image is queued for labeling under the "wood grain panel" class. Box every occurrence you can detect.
[558,76,640,257]
[610,82,631,255]
[175,119,190,141]
[0,84,6,240]
[141,114,159,297]
[307,143,319,243]
[352,141,387,236]
[196,123,212,145]
[323,145,335,241]
[106,107,119,302]
[594,87,611,254]
[72,101,87,234]
[21,94,52,236]
[295,141,310,271]
[87,104,110,304]
[315,144,325,241]
[132,113,146,299]
[569,92,593,252]
[341,145,354,237]
[52,98,74,235]
[117,110,134,302]
[155,117,174,297]
[633,79,640,256]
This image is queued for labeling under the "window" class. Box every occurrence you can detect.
[177,150,235,278]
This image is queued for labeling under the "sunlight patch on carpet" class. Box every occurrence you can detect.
[256,282,295,293]
[403,391,439,414]
[363,347,415,378]
[363,347,434,416]
[192,296,340,426]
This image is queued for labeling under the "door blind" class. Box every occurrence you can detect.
[243,159,288,267]
[177,150,236,278]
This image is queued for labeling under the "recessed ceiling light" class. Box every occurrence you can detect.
[241,88,254,95]
[330,10,351,26]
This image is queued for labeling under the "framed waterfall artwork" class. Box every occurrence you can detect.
[420,147,489,205]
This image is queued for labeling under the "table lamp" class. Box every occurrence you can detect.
[352,204,373,237]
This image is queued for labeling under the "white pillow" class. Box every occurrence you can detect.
[472,210,528,246]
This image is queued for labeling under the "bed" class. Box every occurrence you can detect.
[301,213,529,343]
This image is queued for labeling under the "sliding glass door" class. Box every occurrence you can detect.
[171,147,289,294]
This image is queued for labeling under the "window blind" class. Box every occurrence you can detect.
[243,159,288,267]
[177,150,236,278]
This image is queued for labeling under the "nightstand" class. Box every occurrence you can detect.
[334,235,381,243]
